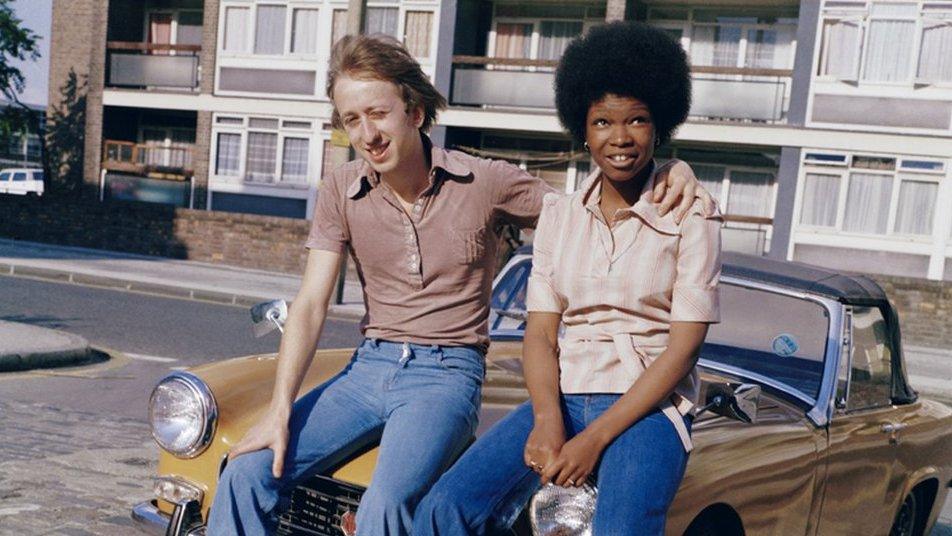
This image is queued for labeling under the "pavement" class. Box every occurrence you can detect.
[0,320,97,371]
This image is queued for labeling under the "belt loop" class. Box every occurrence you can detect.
[368,338,379,349]
[432,344,444,364]
[399,342,412,367]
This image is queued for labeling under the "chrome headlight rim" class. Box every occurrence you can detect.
[149,371,218,459]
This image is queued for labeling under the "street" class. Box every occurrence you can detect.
[0,273,949,535]
[0,274,364,534]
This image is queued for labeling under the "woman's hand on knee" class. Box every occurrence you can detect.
[524,421,565,476]
[541,431,603,487]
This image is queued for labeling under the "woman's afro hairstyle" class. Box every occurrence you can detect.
[554,21,691,146]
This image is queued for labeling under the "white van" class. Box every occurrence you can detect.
[0,168,45,196]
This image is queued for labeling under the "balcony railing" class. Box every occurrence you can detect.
[106,41,201,90]
[451,56,792,123]
[102,139,195,177]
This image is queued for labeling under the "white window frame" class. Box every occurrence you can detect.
[814,1,952,88]
[215,1,439,99]
[209,113,320,189]
[794,150,946,240]
[648,7,798,70]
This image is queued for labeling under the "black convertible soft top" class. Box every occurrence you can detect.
[721,252,889,306]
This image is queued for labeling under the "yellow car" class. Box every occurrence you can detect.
[133,250,952,536]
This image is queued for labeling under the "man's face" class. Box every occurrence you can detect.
[333,75,424,177]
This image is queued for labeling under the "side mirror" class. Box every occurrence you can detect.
[250,300,288,338]
[492,308,527,322]
[697,383,761,424]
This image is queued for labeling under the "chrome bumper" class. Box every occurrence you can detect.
[131,501,170,536]
[132,499,206,536]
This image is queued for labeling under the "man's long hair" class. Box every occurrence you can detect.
[326,34,446,132]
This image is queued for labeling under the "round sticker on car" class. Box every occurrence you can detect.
[772,334,799,357]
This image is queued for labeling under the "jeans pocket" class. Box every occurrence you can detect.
[438,348,485,385]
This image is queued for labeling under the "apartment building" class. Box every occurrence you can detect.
[49,0,952,280]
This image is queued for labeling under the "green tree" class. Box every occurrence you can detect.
[0,0,40,138]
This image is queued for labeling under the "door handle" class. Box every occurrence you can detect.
[880,422,907,434]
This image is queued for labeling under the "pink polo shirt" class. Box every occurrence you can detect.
[526,164,722,450]
[306,137,554,350]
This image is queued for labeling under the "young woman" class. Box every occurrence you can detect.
[413,22,722,535]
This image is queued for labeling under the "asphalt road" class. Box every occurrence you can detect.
[0,274,364,420]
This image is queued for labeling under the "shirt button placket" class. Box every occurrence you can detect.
[405,216,419,277]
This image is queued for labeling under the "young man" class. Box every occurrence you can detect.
[207,34,712,536]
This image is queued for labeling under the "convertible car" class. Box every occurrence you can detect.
[133,250,952,536]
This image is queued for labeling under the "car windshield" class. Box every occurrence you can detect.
[490,258,831,401]
[0,172,9,181]
[33,171,44,181]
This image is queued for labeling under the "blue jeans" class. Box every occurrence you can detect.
[207,339,484,536]
[414,395,691,536]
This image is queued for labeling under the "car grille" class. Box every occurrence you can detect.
[276,475,365,536]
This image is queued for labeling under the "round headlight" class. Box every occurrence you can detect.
[149,372,217,458]
[529,483,596,536]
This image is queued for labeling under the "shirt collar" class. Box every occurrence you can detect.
[580,160,680,235]
[346,134,473,199]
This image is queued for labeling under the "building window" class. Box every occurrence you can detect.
[223,7,250,53]
[895,180,938,235]
[818,18,862,79]
[798,151,944,238]
[649,8,797,70]
[537,20,583,60]
[216,133,241,175]
[799,173,839,227]
[365,7,399,38]
[281,137,310,184]
[254,5,287,55]
[291,8,320,54]
[843,173,893,234]
[404,11,433,57]
[727,171,774,217]
[213,115,316,186]
[918,19,952,81]
[817,3,952,84]
[494,23,532,58]
[332,9,348,45]
[246,131,279,182]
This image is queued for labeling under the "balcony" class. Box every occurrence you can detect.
[450,56,792,123]
[106,42,200,90]
[102,139,195,178]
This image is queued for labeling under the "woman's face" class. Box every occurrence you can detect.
[585,94,656,185]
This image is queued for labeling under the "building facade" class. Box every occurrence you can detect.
[48,0,952,280]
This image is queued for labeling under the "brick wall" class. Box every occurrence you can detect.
[0,195,311,274]
[873,275,952,350]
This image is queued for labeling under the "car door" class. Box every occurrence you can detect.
[816,305,905,535]
[11,171,28,195]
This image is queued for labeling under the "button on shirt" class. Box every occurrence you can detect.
[306,137,554,350]
[526,164,722,450]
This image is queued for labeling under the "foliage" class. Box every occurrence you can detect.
[0,0,40,138]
